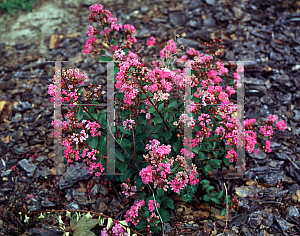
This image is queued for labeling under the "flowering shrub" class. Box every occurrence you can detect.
[48,3,287,235]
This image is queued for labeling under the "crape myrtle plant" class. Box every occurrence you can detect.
[48,3,288,235]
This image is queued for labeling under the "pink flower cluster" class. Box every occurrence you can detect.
[226,149,238,163]
[124,199,145,226]
[82,120,101,137]
[48,69,88,104]
[147,36,156,46]
[140,139,199,193]
[123,118,135,130]
[121,182,137,198]
[148,200,160,212]
[159,39,177,59]
[100,222,128,236]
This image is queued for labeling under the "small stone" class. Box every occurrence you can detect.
[203,16,216,27]
[205,0,215,5]
[18,159,36,176]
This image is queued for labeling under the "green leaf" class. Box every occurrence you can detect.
[135,176,143,191]
[135,220,146,230]
[120,168,136,182]
[146,126,155,134]
[213,151,219,158]
[99,55,113,62]
[157,102,164,111]
[97,137,106,157]
[118,125,132,135]
[116,160,127,173]
[223,156,231,167]
[220,208,227,216]
[204,165,211,173]
[97,113,107,129]
[156,188,164,198]
[210,159,222,168]
[139,191,146,200]
[160,197,174,209]
[71,213,99,236]
[198,152,207,160]
[135,141,145,151]
[168,100,177,108]
[115,92,124,99]
[89,136,98,149]
[216,115,222,121]
[191,145,200,154]
[172,141,181,153]
[148,106,156,113]
[154,124,164,133]
[115,149,125,162]
[163,130,172,141]
[211,198,220,205]
[123,48,130,55]
[200,179,210,185]
[203,194,211,202]
[202,184,210,189]
[158,208,170,222]
[77,106,83,121]
[217,190,224,200]
[206,186,215,192]
[119,138,131,149]
[144,210,150,219]
[154,116,163,125]
[163,112,168,120]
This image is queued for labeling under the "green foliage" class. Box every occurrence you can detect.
[0,0,37,15]
[70,213,99,236]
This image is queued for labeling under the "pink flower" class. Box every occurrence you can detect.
[112,223,127,235]
[139,165,156,184]
[124,200,145,226]
[267,114,279,122]
[265,140,272,153]
[147,36,156,46]
[148,200,160,212]
[208,70,217,79]
[236,65,244,73]
[89,4,103,13]
[226,149,238,163]
[260,125,273,137]
[276,120,287,131]
[100,228,109,236]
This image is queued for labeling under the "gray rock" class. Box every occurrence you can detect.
[275,152,289,160]
[248,149,266,160]
[140,6,149,12]
[18,159,37,176]
[66,202,80,210]
[205,0,215,5]
[176,38,199,48]
[203,16,216,27]
[163,223,173,234]
[72,189,88,205]
[41,197,56,207]
[187,20,198,28]
[109,198,121,212]
[169,12,186,27]
[262,171,287,185]
[29,225,64,236]
[0,158,5,171]
[59,162,92,190]
[13,101,32,112]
